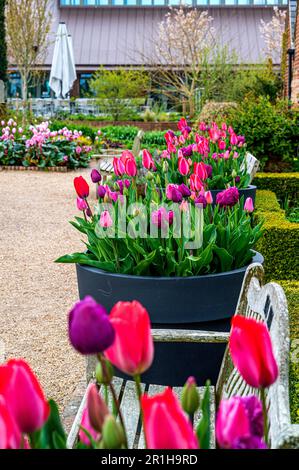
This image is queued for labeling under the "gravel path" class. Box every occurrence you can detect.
[0,168,96,410]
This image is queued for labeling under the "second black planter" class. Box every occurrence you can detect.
[76,251,263,386]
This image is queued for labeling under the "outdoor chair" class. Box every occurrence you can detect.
[67,263,299,449]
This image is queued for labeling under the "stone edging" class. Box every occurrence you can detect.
[0,165,70,172]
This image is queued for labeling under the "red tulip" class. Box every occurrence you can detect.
[0,396,21,449]
[0,359,50,434]
[229,315,278,388]
[74,176,89,199]
[178,157,190,176]
[141,387,198,449]
[104,301,154,376]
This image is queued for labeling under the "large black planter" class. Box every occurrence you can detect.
[210,185,257,206]
[76,251,263,386]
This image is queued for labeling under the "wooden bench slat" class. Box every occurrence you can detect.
[152,329,229,344]
[120,380,145,450]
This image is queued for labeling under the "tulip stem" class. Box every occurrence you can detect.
[261,388,269,447]
[98,354,128,448]
[134,374,148,448]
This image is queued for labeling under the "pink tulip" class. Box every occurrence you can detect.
[100,211,113,228]
[229,315,278,389]
[141,387,198,449]
[218,140,226,151]
[230,133,238,146]
[105,301,154,376]
[194,162,208,181]
[142,150,155,171]
[77,197,88,211]
[113,157,125,177]
[0,397,21,449]
[205,191,213,205]
[79,407,100,446]
[178,157,190,176]
[125,158,137,177]
[0,360,50,434]
[244,197,254,213]
[190,174,203,192]
[87,383,109,433]
[216,396,266,449]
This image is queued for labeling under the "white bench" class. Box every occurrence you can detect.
[67,263,299,449]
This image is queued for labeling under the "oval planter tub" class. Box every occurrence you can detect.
[76,251,263,387]
[210,185,257,206]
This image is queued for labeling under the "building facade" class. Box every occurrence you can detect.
[8,0,288,98]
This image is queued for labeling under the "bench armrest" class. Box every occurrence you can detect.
[152,329,229,343]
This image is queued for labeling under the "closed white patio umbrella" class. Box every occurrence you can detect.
[49,22,76,99]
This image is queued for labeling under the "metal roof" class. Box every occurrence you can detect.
[45,3,287,68]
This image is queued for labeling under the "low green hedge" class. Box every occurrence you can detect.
[255,190,299,281]
[254,172,299,205]
[278,280,299,423]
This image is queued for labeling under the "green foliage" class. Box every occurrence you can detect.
[254,172,299,206]
[100,125,139,144]
[228,97,299,170]
[196,381,211,449]
[57,191,263,277]
[30,400,67,449]
[223,65,282,104]
[90,67,150,120]
[255,190,299,281]
[0,0,7,82]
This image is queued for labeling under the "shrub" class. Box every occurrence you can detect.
[255,190,299,281]
[278,280,299,423]
[199,101,238,123]
[100,125,139,144]
[228,97,299,171]
[254,172,299,205]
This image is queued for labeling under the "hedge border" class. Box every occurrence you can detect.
[278,280,299,424]
[255,190,299,281]
[254,172,299,204]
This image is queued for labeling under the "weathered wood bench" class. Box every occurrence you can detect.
[67,263,299,449]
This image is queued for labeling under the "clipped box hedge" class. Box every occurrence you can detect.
[254,172,299,204]
[278,280,299,424]
[255,190,299,281]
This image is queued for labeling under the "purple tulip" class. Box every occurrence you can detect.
[178,183,191,198]
[204,164,213,178]
[194,194,207,209]
[166,184,183,203]
[216,187,239,208]
[69,296,115,355]
[97,185,106,199]
[181,145,193,158]
[91,169,102,183]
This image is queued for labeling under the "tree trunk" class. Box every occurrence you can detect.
[22,78,28,127]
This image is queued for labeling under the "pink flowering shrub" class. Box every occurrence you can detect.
[0,120,92,169]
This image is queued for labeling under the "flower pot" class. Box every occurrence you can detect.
[76,251,263,386]
[210,185,257,206]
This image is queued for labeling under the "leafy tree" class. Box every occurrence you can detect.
[90,67,150,120]
[0,0,7,83]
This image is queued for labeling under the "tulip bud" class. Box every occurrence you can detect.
[102,416,126,449]
[95,359,114,385]
[232,169,237,178]
[162,160,169,173]
[181,377,200,415]
[87,384,109,433]
[146,171,154,181]
[91,169,102,184]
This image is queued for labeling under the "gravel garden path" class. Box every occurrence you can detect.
[0,168,97,410]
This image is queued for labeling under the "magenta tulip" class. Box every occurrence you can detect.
[105,301,154,376]
[125,158,137,177]
[113,157,125,177]
[216,187,239,208]
[178,157,190,176]
[76,197,88,211]
[79,407,100,446]
[100,210,113,228]
[229,315,278,389]
[91,169,102,183]
[142,150,155,171]
[141,387,198,449]
[216,396,266,449]
[87,383,109,433]
[0,397,21,449]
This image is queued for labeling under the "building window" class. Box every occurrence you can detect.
[79,73,93,97]
[60,0,288,5]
